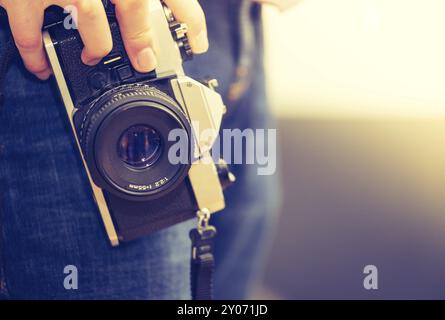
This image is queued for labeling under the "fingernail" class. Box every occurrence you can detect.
[190,30,209,54]
[137,47,157,72]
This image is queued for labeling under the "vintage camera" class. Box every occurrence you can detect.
[42,0,234,246]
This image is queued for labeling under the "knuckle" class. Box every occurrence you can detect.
[15,35,42,51]
[125,27,153,45]
[73,0,100,19]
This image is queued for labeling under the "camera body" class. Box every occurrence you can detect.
[43,0,233,245]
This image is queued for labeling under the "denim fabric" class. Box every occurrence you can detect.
[0,0,279,299]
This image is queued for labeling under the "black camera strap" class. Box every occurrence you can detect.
[190,209,217,300]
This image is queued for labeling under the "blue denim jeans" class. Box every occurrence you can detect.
[0,1,279,299]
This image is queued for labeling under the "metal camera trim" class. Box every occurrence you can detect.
[43,30,120,246]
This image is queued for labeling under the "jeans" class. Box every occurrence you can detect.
[0,0,279,299]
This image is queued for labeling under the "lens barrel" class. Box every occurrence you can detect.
[79,85,192,200]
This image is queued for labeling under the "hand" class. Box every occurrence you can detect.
[0,0,209,80]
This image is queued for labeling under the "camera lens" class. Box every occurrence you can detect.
[80,85,193,200]
[117,125,162,169]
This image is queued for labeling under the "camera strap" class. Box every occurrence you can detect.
[190,209,217,300]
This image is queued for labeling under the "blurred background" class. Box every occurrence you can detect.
[256,0,445,299]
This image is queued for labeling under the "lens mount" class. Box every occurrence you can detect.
[80,84,192,201]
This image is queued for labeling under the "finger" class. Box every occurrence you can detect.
[164,0,208,54]
[6,1,51,80]
[111,0,157,73]
[52,0,113,65]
